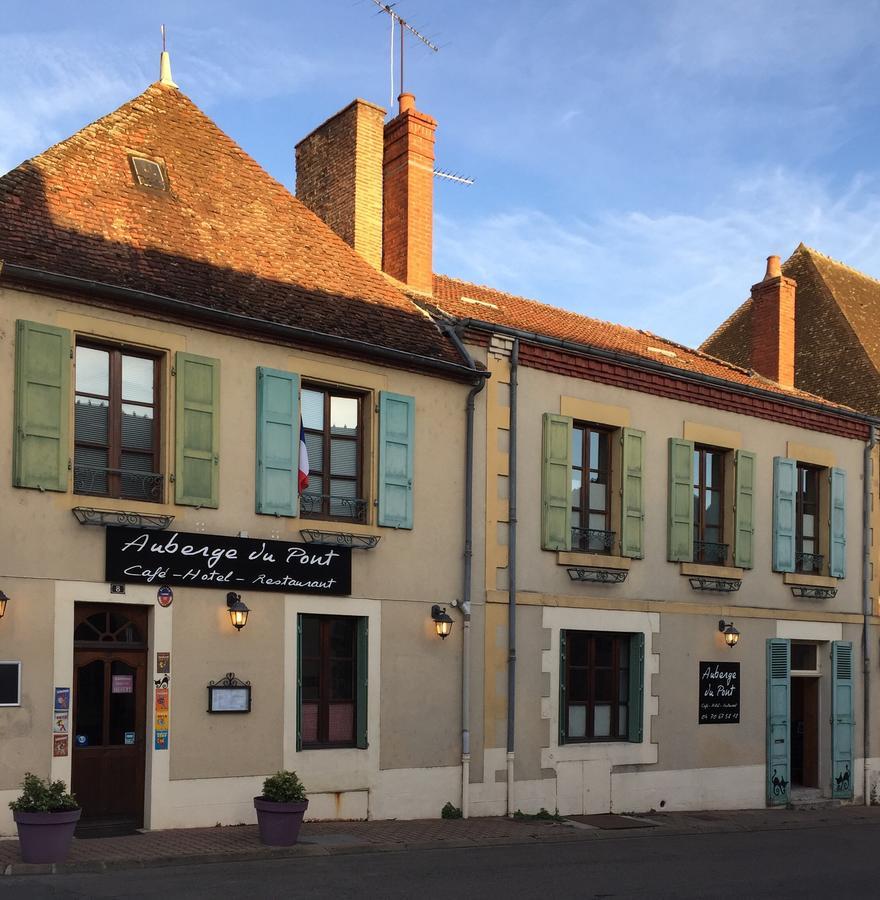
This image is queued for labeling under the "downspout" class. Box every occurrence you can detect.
[863,425,877,805]
[507,339,519,816]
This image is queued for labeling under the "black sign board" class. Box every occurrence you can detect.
[105,527,351,595]
[698,661,740,724]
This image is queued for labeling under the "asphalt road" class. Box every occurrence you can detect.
[2,821,877,899]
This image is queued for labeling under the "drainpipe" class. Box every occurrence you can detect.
[863,425,877,805]
[507,339,519,816]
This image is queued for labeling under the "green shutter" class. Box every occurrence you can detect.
[772,457,796,573]
[378,392,415,529]
[175,352,220,508]
[734,450,756,569]
[256,367,299,517]
[667,438,694,562]
[831,641,854,799]
[766,638,791,806]
[829,468,847,579]
[621,428,645,559]
[542,413,573,551]
[628,632,645,743]
[356,617,369,749]
[296,615,303,752]
[558,630,568,745]
[13,320,70,492]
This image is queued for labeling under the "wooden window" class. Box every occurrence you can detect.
[795,464,821,573]
[563,631,630,742]
[693,445,726,564]
[300,615,358,748]
[300,385,365,522]
[571,424,612,552]
[74,343,162,503]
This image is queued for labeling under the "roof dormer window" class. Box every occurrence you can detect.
[130,156,167,191]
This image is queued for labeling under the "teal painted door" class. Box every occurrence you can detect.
[766,639,791,805]
[831,641,854,799]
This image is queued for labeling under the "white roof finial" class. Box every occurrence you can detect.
[159,25,178,88]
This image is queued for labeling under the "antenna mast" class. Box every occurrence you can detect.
[370,1,438,103]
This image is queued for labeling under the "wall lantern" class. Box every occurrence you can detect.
[226,592,250,632]
[0,590,8,620]
[431,605,454,640]
[718,620,740,649]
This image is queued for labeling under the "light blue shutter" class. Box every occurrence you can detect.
[667,438,694,561]
[255,367,299,517]
[772,457,796,573]
[628,632,645,743]
[766,638,791,806]
[378,392,415,529]
[831,641,854,799]
[829,468,847,579]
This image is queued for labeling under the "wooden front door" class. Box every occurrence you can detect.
[72,605,147,829]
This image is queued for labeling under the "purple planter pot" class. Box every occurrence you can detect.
[13,808,81,864]
[253,797,309,846]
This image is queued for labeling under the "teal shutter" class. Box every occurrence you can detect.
[831,641,854,799]
[628,632,645,743]
[829,468,847,579]
[378,392,415,529]
[772,457,796,572]
[558,630,568,745]
[356,617,369,749]
[766,639,791,806]
[734,450,756,569]
[542,413,573,551]
[295,615,302,752]
[13,320,71,492]
[175,352,220,508]
[667,438,694,561]
[255,367,299,517]
[621,428,645,559]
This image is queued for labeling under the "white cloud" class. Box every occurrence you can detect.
[434,167,880,348]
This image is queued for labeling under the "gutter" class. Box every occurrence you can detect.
[457,317,880,429]
[0,262,483,383]
[507,339,519,817]
[863,425,877,805]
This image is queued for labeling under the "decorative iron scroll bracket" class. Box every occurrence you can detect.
[567,567,628,584]
[72,507,174,530]
[300,529,381,550]
[688,576,742,593]
[790,585,837,600]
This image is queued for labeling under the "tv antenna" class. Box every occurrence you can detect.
[370,1,438,109]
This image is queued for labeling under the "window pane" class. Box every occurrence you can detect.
[568,671,588,702]
[803,513,815,539]
[330,439,358,477]
[705,491,721,526]
[567,633,587,667]
[302,617,320,656]
[328,702,354,742]
[330,396,358,435]
[595,668,613,701]
[75,660,105,746]
[74,446,108,494]
[693,450,700,487]
[75,397,109,444]
[76,347,109,395]
[589,431,600,470]
[120,453,155,501]
[301,389,324,430]
[619,667,629,697]
[596,432,609,472]
[594,704,611,737]
[572,429,583,466]
[122,404,154,451]
[568,705,586,738]
[301,659,320,701]
[108,661,136,745]
[618,704,629,736]
[791,644,817,670]
[121,355,154,403]
[570,470,582,509]
[301,703,318,743]
[330,620,354,657]
[330,479,357,517]
[618,641,630,667]
[330,661,353,700]
[304,433,324,474]
[589,481,607,512]
[595,636,613,667]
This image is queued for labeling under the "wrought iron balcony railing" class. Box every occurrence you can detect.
[796,552,824,574]
[73,465,164,503]
[300,492,368,523]
[571,527,615,554]
[694,540,729,565]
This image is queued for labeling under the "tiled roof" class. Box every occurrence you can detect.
[701,244,880,415]
[0,82,463,369]
[432,273,836,405]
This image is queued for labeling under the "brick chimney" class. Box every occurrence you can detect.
[295,99,385,270]
[750,255,796,388]
[382,93,436,294]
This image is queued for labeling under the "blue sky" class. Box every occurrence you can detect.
[2,0,880,347]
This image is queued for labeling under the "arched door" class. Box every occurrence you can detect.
[72,605,147,832]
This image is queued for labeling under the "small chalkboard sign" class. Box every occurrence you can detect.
[699,661,740,724]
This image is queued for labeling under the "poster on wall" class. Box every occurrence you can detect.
[53,734,69,757]
[54,687,70,711]
[154,683,170,751]
[698,661,740,724]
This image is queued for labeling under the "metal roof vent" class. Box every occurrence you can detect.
[130,156,168,191]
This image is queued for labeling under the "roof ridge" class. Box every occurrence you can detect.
[794,243,880,289]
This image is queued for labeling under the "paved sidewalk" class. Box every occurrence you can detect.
[3,805,880,876]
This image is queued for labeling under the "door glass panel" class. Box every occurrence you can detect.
[75,660,105,746]
[108,661,136,745]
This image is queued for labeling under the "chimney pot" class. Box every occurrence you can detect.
[764,255,781,280]
[398,92,416,114]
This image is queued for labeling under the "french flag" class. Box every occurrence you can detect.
[298,421,310,493]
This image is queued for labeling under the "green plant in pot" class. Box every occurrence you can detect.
[10,773,81,864]
[253,771,309,846]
